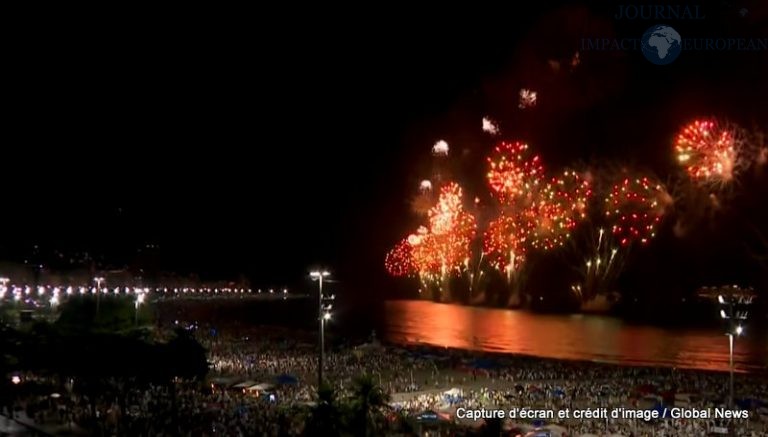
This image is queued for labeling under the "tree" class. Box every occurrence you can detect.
[305,383,342,437]
[55,297,144,334]
[2,317,209,435]
[162,328,209,380]
[347,374,390,437]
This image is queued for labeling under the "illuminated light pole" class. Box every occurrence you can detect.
[721,307,744,410]
[699,285,755,409]
[310,270,331,389]
[94,277,105,317]
[0,277,9,300]
[135,292,145,326]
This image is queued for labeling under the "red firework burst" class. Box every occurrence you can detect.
[385,183,477,279]
[384,238,416,277]
[487,141,546,206]
[483,214,532,272]
[604,177,669,246]
[674,118,740,185]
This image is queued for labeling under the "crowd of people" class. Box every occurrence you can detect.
[3,319,768,436]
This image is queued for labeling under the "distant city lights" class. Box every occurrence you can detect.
[0,280,293,307]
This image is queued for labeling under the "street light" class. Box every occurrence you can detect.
[726,324,743,410]
[0,277,9,299]
[94,277,105,317]
[310,270,331,389]
[135,292,145,326]
[700,286,755,409]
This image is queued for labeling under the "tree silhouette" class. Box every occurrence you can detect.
[347,374,390,437]
[305,383,343,437]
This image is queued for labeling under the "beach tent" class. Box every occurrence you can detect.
[275,374,298,385]
[355,341,384,351]
[246,382,274,392]
[232,380,256,389]
[443,388,463,397]
[210,376,239,387]
[442,387,463,404]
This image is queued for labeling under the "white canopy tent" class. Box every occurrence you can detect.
[443,388,463,397]
[232,380,257,389]
[246,382,274,392]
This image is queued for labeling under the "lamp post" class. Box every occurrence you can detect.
[135,292,145,326]
[0,277,9,302]
[698,286,755,410]
[94,277,105,317]
[724,323,744,409]
[310,270,331,389]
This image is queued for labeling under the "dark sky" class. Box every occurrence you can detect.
[3,2,767,304]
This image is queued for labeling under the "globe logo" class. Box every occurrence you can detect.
[641,25,682,65]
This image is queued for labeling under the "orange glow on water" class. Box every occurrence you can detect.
[384,300,767,373]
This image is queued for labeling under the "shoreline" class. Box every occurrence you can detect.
[205,323,768,378]
[382,341,766,377]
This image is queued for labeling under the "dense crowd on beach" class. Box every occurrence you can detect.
[3,321,768,436]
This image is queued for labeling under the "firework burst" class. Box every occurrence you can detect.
[674,118,745,187]
[385,238,415,277]
[432,140,449,156]
[419,179,433,192]
[553,170,593,221]
[525,171,593,250]
[487,141,546,206]
[604,176,669,246]
[525,189,575,250]
[427,183,477,273]
[388,183,477,299]
[518,88,537,109]
[483,214,531,275]
[482,117,500,135]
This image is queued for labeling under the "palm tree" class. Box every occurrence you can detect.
[305,383,342,437]
[347,374,390,437]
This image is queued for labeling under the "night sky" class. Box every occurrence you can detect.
[3,2,767,308]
